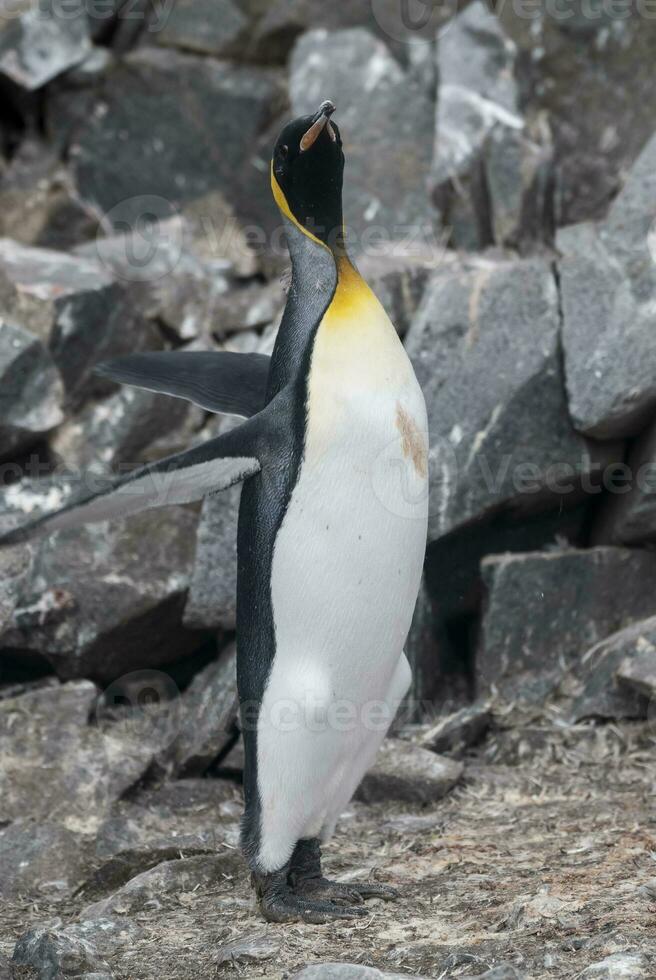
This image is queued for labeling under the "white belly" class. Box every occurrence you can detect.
[255,263,429,870]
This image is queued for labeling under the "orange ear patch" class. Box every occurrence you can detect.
[396,403,428,478]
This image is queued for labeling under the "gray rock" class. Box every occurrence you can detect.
[0,680,171,829]
[290,28,435,243]
[0,820,89,900]
[420,702,492,757]
[13,927,111,980]
[50,386,192,473]
[0,239,158,407]
[81,854,241,919]
[594,419,656,545]
[215,935,280,968]
[291,965,429,980]
[156,644,238,777]
[405,256,608,542]
[559,133,656,439]
[478,548,656,702]
[2,506,199,682]
[0,545,32,633]
[570,617,656,722]
[0,320,64,457]
[356,738,463,805]
[468,968,527,980]
[209,279,285,339]
[58,48,284,236]
[184,483,240,630]
[356,252,433,339]
[431,2,551,249]
[82,836,218,899]
[0,0,91,90]
[580,953,649,978]
[150,0,250,57]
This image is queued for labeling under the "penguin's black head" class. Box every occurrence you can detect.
[271,100,345,249]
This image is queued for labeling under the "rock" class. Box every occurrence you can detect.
[559,133,656,439]
[215,935,280,968]
[2,506,200,682]
[356,252,433,339]
[420,702,492,757]
[184,484,240,630]
[0,821,89,899]
[150,0,250,58]
[209,279,285,339]
[81,854,240,919]
[155,645,238,777]
[291,966,429,980]
[468,968,527,980]
[58,48,284,238]
[594,419,656,545]
[570,618,656,722]
[0,0,91,90]
[431,2,551,249]
[0,680,173,830]
[478,548,656,702]
[0,239,158,408]
[13,926,112,980]
[0,321,64,458]
[581,953,649,978]
[0,545,32,633]
[356,738,463,805]
[0,474,78,540]
[82,836,218,899]
[290,28,436,243]
[405,256,609,542]
[50,386,192,472]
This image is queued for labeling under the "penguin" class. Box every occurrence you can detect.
[0,100,429,924]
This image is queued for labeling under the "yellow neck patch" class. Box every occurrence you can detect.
[322,256,381,328]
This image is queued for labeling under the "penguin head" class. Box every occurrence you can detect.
[271,100,345,249]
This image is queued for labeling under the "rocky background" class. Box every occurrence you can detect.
[1,1,656,978]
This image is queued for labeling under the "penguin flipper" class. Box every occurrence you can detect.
[95,351,271,418]
[0,421,262,547]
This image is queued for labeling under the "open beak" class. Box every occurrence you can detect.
[300,100,337,152]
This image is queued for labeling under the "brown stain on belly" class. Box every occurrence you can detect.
[395,403,428,479]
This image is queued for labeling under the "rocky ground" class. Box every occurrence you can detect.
[2,1,656,977]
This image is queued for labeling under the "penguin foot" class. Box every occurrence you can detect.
[288,838,399,905]
[253,868,368,924]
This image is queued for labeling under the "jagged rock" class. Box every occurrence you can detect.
[209,279,285,339]
[570,617,656,722]
[150,0,250,57]
[0,680,173,829]
[82,854,241,919]
[479,548,656,701]
[82,836,218,899]
[0,475,78,540]
[356,738,463,804]
[0,321,64,457]
[0,0,91,90]
[420,702,492,757]
[559,137,656,440]
[0,239,159,407]
[291,965,429,980]
[0,821,89,899]
[356,252,433,338]
[155,645,238,777]
[499,3,656,226]
[290,28,435,241]
[50,386,192,472]
[0,139,96,249]
[468,969,527,980]
[216,935,280,968]
[184,485,240,630]
[594,419,656,545]
[1,507,200,682]
[581,953,649,978]
[431,2,551,249]
[13,918,143,980]
[57,48,284,236]
[405,256,610,542]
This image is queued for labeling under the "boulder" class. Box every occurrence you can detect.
[356,251,433,339]
[594,419,656,546]
[0,680,173,829]
[558,136,656,440]
[405,256,611,542]
[356,738,463,805]
[290,28,436,243]
[184,484,240,630]
[431,2,552,249]
[580,953,649,979]
[0,320,64,457]
[419,702,492,757]
[155,644,239,777]
[56,48,284,238]
[0,820,89,900]
[13,918,144,980]
[0,0,91,90]
[570,617,656,722]
[149,0,250,58]
[478,548,656,701]
[291,968,429,980]
[0,239,159,407]
[1,506,201,682]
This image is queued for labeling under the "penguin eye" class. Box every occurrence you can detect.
[279,144,289,160]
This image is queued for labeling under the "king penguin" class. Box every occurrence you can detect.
[0,101,429,923]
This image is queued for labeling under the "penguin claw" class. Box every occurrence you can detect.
[260,890,368,924]
[293,877,398,905]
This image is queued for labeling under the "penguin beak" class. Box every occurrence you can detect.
[300,100,337,152]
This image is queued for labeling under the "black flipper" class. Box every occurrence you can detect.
[95,351,271,418]
[0,417,264,547]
